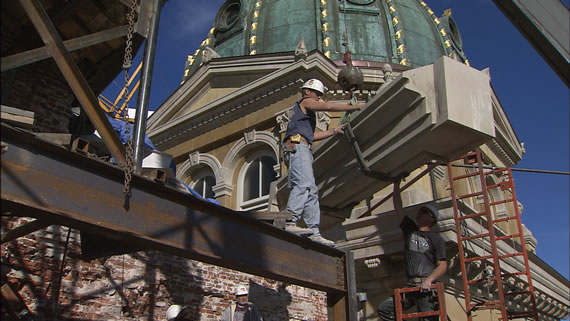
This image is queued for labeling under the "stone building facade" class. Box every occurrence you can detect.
[2,0,568,320]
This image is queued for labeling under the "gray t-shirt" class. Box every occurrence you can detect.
[400,215,446,278]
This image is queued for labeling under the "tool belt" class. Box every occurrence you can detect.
[408,277,428,283]
[284,134,310,150]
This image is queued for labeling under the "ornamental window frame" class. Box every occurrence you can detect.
[237,150,278,211]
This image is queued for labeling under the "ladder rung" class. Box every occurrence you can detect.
[493,216,517,223]
[499,252,523,259]
[501,271,528,278]
[486,182,501,189]
[487,182,514,191]
[458,211,487,220]
[457,191,484,200]
[452,170,481,180]
[486,182,506,189]
[491,168,508,174]
[489,198,514,206]
[467,301,504,312]
[465,254,493,262]
[461,232,490,241]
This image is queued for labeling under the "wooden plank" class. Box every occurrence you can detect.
[1,25,129,72]
[1,105,34,128]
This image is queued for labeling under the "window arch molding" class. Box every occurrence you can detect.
[220,130,280,197]
[177,152,223,195]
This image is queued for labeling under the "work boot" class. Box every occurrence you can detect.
[308,234,335,247]
[284,223,312,235]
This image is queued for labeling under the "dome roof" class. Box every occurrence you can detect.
[183,0,467,80]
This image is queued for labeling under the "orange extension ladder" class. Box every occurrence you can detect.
[394,282,446,320]
[447,148,538,320]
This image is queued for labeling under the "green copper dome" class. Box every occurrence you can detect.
[183,0,467,80]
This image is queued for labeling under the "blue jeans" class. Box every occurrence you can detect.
[377,284,439,321]
[286,143,320,235]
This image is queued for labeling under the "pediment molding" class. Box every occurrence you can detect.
[147,53,299,131]
[147,51,382,150]
[486,89,524,166]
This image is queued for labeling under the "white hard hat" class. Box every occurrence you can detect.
[301,78,325,95]
[235,284,249,296]
[166,304,182,321]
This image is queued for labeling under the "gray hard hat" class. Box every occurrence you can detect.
[419,204,439,224]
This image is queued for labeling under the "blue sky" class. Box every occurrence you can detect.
[102,0,569,281]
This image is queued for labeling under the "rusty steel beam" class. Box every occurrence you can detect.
[0,124,348,296]
[17,0,127,166]
[492,0,570,87]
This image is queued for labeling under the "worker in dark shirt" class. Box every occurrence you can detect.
[377,180,447,320]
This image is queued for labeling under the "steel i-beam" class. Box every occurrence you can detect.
[0,124,351,319]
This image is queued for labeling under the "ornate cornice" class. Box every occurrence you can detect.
[152,77,302,149]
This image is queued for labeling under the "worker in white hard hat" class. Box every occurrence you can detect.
[166,304,191,321]
[283,78,366,247]
[377,179,447,321]
[221,284,263,321]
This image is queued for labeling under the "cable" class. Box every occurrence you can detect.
[437,162,569,176]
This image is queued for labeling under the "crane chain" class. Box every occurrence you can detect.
[121,0,137,205]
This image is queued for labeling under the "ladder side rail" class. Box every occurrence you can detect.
[447,161,475,320]
[503,168,539,319]
[475,148,509,320]
[485,166,539,319]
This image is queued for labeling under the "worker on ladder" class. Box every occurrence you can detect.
[283,78,364,246]
[377,179,447,320]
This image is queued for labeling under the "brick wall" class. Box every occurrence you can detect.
[1,60,77,134]
[1,217,328,321]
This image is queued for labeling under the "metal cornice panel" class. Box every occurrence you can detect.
[492,0,570,87]
[0,124,347,294]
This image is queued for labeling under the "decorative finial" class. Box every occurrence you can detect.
[202,47,220,64]
[295,37,308,60]
[382,64,393,83]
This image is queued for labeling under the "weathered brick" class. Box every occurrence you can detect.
[1,217,328,320]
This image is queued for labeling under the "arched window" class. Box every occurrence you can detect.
[238,151,277,211]
[190,170,216,199]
